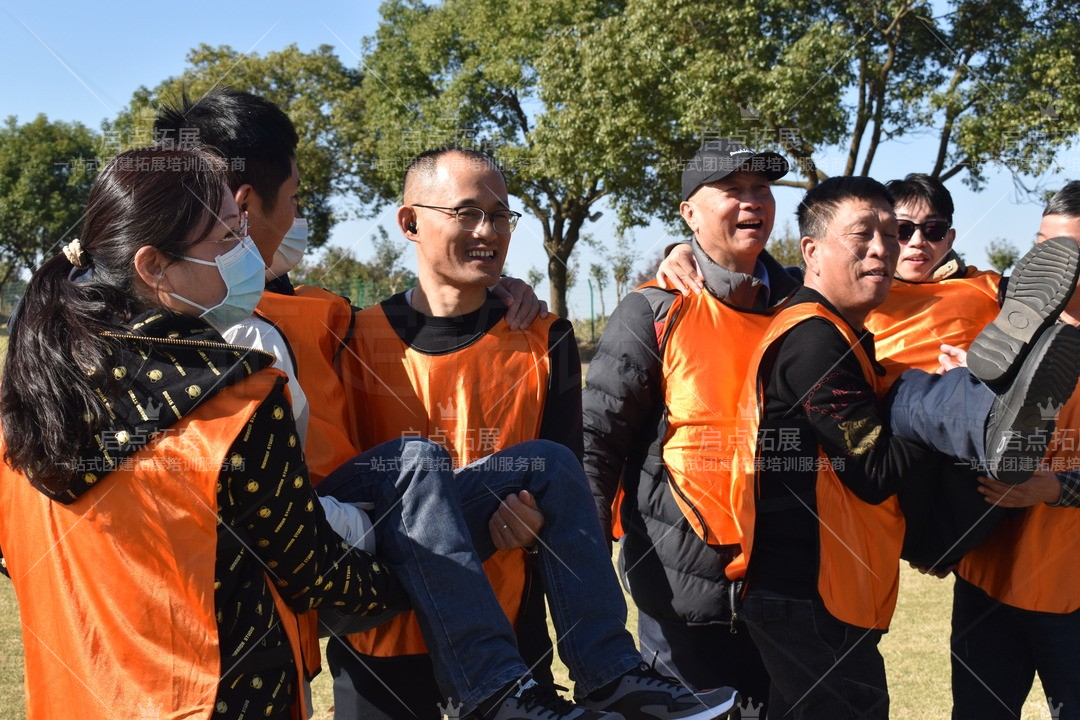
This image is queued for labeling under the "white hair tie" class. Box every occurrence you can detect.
[62,239,90,269]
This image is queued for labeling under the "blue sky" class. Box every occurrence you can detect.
[3,1,1075,318]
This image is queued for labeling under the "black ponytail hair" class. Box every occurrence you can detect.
[1,147,231,490]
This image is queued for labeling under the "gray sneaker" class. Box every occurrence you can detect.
[480,679,625,720]
[967,235,1080,387]
[579,664,740,720]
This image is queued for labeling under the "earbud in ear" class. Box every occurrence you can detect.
[407,221,417,233]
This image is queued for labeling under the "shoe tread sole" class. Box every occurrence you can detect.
[968,236,1080,385]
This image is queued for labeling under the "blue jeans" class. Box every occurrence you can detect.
[317,438,640,715]
[740,590,888,719]
[888,368,995,470]
[952,577,1080,719]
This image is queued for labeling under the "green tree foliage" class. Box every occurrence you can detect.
[107,44,366,247]
[357,0,627,318]
[768,222,805,268]
[987,237,1021,274]
[543,0,1079,220]
[589,263,609,317]
[632,250,666,290]
[609,234,638,301]
[0,115,99,299]
[526,266,546,294]
[290,227,417,308]
[357,0,1077,315]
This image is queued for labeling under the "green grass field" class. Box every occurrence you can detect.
[0,564,1054,719]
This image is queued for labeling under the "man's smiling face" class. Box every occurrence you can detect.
[680,170,776,270]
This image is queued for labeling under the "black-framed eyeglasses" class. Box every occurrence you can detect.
[411,204,522,234]
[897,220,950,243]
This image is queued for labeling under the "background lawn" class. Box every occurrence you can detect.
[0,564,1054,718]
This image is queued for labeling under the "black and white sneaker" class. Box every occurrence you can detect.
[478,679,624,720]
[984,322,1080,484]
[967,236,1080,387]
[579,664,739,720]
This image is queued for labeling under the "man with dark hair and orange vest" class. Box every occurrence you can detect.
[939,182,1080,718]
[328,146,741,720]
[729,175,1080,719]
[584,139,796,716]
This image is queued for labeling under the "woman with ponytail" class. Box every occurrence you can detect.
[0,147,400,719]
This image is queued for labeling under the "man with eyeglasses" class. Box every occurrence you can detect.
[330,146,727,720]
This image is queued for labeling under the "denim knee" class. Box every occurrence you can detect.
[398,437,452,467]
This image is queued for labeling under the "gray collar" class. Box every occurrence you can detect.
[692,238,769,310]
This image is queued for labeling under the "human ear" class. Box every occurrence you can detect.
[398,206,419,243]
[679,201,698,234]
[801,236,819,274]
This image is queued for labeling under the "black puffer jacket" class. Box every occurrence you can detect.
[583,246,801,624]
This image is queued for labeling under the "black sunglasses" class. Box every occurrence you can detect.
[897,220,950,242]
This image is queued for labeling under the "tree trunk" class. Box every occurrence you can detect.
[547,253,569,319]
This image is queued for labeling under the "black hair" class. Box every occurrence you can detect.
[1,147,230,490]
[403,146,504,198]
[1044,181,1080,218]
[884,173,954,224]
[797,176,894,239]
[154,88,298,211]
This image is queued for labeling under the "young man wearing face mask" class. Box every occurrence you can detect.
[154,89,367,703]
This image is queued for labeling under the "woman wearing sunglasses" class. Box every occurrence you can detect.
[0,147,400,719]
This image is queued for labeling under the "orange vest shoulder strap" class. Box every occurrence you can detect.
[729,303,903,629]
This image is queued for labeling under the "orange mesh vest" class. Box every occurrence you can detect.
[256,287,358,483]
[729,303,906,630]
[865,268,1000,387]
[342,306,558,657]
[0,370,310,720]
[257,286,359,679]
[649,283,775,545]
[958,381,1080,613]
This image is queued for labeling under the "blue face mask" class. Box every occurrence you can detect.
[169,237,266,335]
[266,217,309,280]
